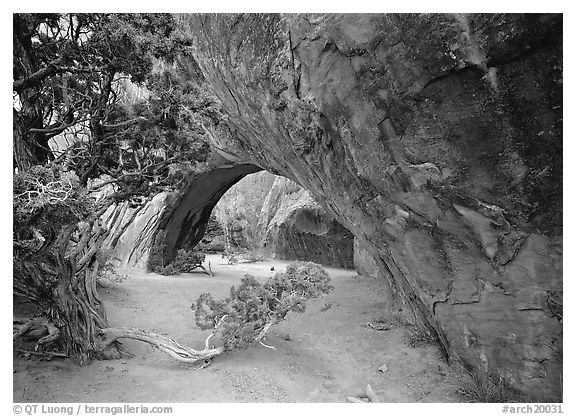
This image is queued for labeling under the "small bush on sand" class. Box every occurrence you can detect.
[97,262,332,366]
[159,264,178,276]
[150,249,206,276]
[456,369,526,403]
[147,241,168,274]
[404,326,437,348]
[172,250,206,273]
[193,261,333,350]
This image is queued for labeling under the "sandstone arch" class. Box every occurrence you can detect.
[158,162,262,262]
[150,14,561,400]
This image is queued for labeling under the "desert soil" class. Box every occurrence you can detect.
[13,255,464,403]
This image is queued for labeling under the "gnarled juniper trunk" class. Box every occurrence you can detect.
[14,209,227,365]
[50,259,109,363]
[14,216,123,363]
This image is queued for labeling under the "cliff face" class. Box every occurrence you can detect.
[255,174,354,268]
[169,14,561,399]
[211,171,276,250]
[102,193,169,271]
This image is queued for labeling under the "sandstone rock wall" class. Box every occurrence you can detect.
[354,237,385,279]
[209,170,355,268]
[212,170,277,249]
[101,193,169,271]
[168,13,562,399]
[102,153,262,269]
[255,174,354,268]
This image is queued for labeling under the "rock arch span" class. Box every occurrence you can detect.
[134,14,561,400]
[158,162,262,262]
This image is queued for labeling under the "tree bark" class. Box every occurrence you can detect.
[14,208,127,363]
[49,256,115,363]
[13,106,51,171]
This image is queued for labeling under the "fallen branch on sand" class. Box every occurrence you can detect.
[347,384,381,403]
[98,315,229,364]
[15,348,68,358]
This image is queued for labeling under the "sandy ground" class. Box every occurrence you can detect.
[13,255,463,403]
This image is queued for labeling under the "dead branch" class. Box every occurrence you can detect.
[13,316,61,347]
[13,57,65,92]
[365,384,380,403]
[87,173,142,192]
[15,348,68,358]
[195,265,212,276]
[99,327,225,364]
[102,116,147,132]
[254,320,275,343]
[347,397,367,403]
[348,384,381,403]
[258,340,276,350]
[204,314,227,350]
[13,322,33,339]
[28,117,90,137]
[36,320,61,345]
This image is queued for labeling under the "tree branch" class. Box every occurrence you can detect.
[204,314,228,350]
[86,172,142,192]
[28,117,89,136]
[254,320,275,342]
[13,57,64,92]
[102,116,147,132]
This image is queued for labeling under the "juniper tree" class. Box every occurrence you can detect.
[13,13,216,362]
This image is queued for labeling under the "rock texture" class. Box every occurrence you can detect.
[158,160,262,262]
[158,14,562,399]
[354,237,385,279]
[102,193,170,270]
[209,170,354,267]
[212,170,277,250]
[255,174,354,268]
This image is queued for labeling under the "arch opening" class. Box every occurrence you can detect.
[163,169,355,269]
[160,163,262,262]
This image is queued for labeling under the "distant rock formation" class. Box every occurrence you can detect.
[353,237,385,279]
[207,171,354,268]
[211,170,277,251]
[257,173,355,267]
